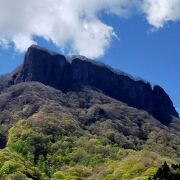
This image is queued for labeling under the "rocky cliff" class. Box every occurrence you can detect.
[9,45,179,124]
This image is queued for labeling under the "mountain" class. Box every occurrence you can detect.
[8,45,179,125]
[0,45,179,180]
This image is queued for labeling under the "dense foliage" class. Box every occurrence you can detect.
[0,82,180,179]
[0,116,178,180]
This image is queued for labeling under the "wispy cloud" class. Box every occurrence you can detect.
[0,0,180,58]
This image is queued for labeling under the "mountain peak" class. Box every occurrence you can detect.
[9,45,179,124]
[28,44,60,56]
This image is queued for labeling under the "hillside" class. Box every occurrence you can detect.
[0,45,179,179]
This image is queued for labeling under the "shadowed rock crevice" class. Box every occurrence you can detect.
[0,134,6,149]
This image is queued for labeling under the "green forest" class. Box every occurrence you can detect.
[0,79,179,180]
[0,116,180,180]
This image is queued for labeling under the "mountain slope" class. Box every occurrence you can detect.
[0,81,180,153]
[8,45,179,125]
[0,45,179,179]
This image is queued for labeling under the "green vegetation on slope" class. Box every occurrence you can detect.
[0,116,178,180]
[0,82,179,179]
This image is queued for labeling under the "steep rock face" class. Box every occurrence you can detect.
[70,58,154,114]
[153,86,179,124]
[11,46,71,91]
[10,45,179,124]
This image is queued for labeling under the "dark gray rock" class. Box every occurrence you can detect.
[153,85,179,124]
[70,58,154,114]
[10,45,179,125]
[11,45,71,91]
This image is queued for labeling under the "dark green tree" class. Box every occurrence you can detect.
[149,162,180,180]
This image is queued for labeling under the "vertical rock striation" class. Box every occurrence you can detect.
[10,45,179,124]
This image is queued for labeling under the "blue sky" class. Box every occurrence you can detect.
[0,0,180,114]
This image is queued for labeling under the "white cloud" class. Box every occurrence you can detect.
[0,0,135,58]
[13,35,36,52]
[0,0,180,58]
[143,0,180,28]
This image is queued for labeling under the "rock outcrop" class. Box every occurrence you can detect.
[10,45,179,124]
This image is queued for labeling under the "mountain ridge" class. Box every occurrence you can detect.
[0,45,180,179]
[7,45,179,125]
